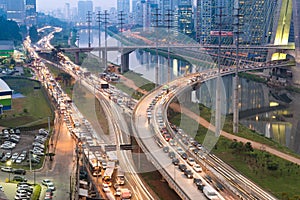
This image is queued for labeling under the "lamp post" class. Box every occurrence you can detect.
[6,160,11,182]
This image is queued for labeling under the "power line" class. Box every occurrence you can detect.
[86,11,92,48]
[165,9,174,83]
[96,11,102,59]
[152,8,161,87]
[102,10,109,72]
[233,4,244,134]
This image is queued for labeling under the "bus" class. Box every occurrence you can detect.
[103,161,115,186]
[83,149,101,177]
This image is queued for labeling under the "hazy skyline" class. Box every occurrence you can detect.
[37,0,117,11]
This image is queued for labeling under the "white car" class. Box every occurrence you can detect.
[187,157,196,166]
[102,184,110,193]
[193,164,203,172]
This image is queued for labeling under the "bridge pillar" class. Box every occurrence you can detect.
[75,52,80,65]
[121,53,130,73]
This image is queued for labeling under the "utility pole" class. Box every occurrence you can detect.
[86,11,92,48]
[96,11,102,60]
[215,7,225,137]
[233,4,243,134]
[118,11,126,73]
[102,10,109,72]
[152,8,161,87]
[165,9,174,83]
[118,11,126,34]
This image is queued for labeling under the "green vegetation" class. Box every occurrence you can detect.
[238,72,268,83]
[123,71,155,91]
[0,77,53,128]
[31,184,42,200]
[46,63,75,98]
[168,111,300,199]
[73,83,109,135]
[0,16,22,45]
[29,26,39,43]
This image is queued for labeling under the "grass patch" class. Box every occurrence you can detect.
[112,82,144,100]
[238,72,267,83]
[123,71,155,91]
[0,77,53,128]
[168,111,300,199]
[73,84,109,135]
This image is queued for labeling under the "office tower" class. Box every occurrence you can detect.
[64,3,71,21]
[159,0,178,27]
[26,0,37,25]
[196,0,215,44]
[177,0,193,37]
[77,0,93,22]
[0,0,6,18]
[117,0,130,23]
[238,0,276,45]
[7,0,25,24]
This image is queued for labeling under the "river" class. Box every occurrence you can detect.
[78,29,300,155]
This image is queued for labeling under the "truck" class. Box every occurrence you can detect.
[103,161,115,186]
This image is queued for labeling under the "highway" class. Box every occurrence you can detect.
[132,62,285,199]
[28,26,289,200]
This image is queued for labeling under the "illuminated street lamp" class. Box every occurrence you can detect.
[6,160,12,182]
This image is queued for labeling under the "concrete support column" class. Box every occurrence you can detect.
[75,52,80,65]
[121,53,130,73]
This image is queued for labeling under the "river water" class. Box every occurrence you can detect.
[78,30,300,155]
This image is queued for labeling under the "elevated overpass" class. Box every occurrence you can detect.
[132,62,282,200]
[38,43,294,73]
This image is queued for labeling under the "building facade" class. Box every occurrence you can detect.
[7,0,25,24]
[25,0,37,26]
[77,0,93,22]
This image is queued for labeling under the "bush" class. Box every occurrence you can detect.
[31,184,42,200]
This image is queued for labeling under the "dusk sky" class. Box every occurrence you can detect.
[37,0,117,11]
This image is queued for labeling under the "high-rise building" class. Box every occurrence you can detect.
[64,3,71,21]
[177,0,193,37]
[7,0,25,24]
[117,0,130,23]
[0,0,7,18]
[196,0,215,44]
[25,0,37,26]
[77,0,93,22]
[159,0,178,27]
[238,0,276,45]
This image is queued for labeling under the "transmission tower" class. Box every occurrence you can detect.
[118,11,126,33]
[86,11,92,48]
[233,4,243,134]
[102,10,109,72]
[215,7,226,137]
[165,9,174,83]
[152,8,161,87]
[96,11,102,60]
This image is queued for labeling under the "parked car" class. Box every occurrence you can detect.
[13,176,27,182]
[1,167,14,173]
[13,169,26,175]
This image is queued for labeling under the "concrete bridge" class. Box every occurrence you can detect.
[47,43,294,73]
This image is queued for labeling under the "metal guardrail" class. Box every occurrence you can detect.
[131,90,191,200]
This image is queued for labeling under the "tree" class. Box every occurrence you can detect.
[245,142,254,152]
[29,26,39,43]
